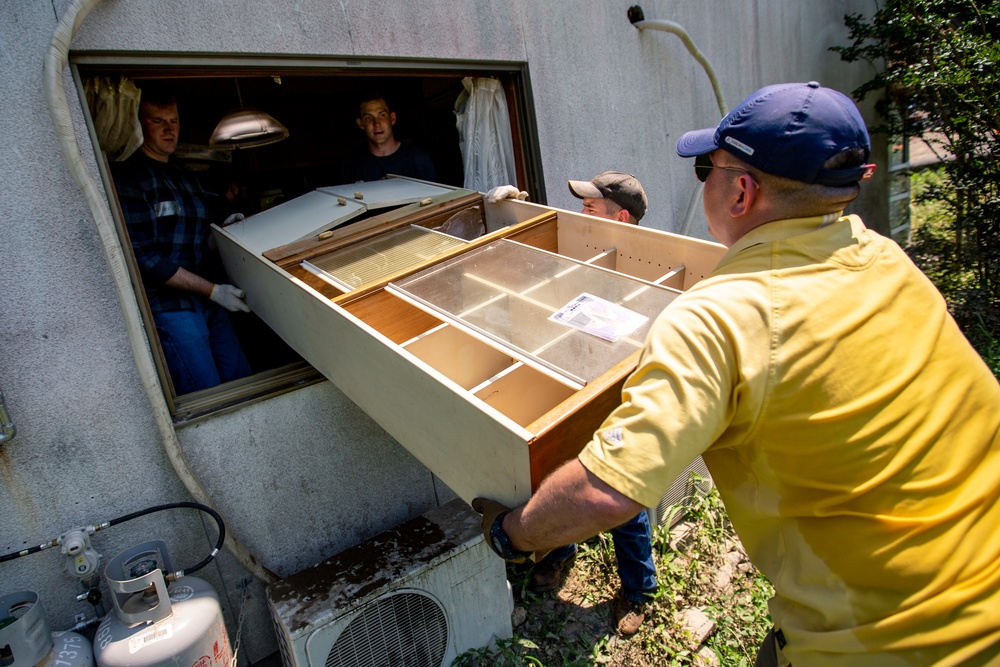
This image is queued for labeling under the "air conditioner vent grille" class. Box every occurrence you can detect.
[653,457,713,526]
[324,591,448,667]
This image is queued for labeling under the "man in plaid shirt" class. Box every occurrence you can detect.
[113,84,251,395]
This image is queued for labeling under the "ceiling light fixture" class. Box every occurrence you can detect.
[209,79,288,150]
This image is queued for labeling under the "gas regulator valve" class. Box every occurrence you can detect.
[59,527,102,581]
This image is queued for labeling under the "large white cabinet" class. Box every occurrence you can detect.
[214,177,725,506]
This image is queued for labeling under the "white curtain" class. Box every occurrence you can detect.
[84,77,143,162]
[454,77,518,192]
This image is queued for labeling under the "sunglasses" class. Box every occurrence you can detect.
[694,154,750,183]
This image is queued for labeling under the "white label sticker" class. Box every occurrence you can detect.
[128,622,173,654]
[155,201,179,217]
[548,293,648,342]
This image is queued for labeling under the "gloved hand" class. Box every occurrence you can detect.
[472,497,509,542]
[485,185,529,204]
[222,213,245,226]
[209,284,251,313]
[472,497,530,563]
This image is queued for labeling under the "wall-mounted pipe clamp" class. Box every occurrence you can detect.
[0,387,16,445]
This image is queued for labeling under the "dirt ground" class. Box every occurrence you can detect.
[478,492,770,667]
[504,526,761,666]
[510,562,661,667]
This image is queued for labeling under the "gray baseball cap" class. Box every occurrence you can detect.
[568,171,648,221]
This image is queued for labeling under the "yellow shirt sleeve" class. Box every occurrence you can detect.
[579,274,773,508]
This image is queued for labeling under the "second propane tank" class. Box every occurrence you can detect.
[0,591,93,667]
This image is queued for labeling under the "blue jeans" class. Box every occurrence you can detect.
[155,300,251,395]
[544,510,657,602]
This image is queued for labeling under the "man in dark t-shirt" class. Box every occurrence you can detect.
[339,95,437,183]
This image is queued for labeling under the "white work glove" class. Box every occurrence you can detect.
[222,213,245,226]
[209,284,251,313]
[485,185,529,204]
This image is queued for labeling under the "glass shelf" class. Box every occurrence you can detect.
[303,225,468,291]
[388,239,679,386]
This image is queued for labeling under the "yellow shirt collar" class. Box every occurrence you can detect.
[726,211,846,258]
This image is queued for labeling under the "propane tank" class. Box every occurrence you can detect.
[0,591,94,667]
[93,541,231,667]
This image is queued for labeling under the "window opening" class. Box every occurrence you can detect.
[73,56,542,422]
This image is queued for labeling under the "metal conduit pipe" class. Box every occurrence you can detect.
[630,9,729,236]
[0,387,16,444]
[42,0,276,584]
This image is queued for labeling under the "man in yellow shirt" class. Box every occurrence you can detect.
[474,82,1000,666]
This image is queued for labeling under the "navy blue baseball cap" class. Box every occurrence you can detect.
[676,82,875,186]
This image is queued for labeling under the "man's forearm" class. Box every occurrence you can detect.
[165,266,215,298]
[502,459,644,553]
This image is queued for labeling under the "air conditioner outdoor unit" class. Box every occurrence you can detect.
[649,456,713,527]
[266,499,512,667]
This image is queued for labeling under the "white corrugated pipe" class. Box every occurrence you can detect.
[632,16,728,236]
[631,18,728,118]
[42,0,276,584]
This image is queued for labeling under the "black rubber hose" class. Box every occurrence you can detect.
[0,541,57,563]
[0,502,225,577]
[106,501,226,578]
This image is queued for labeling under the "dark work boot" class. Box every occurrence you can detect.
[528,553,577,593]
[613,593,648,636]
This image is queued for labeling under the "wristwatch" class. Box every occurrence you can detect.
[487,512,531,563]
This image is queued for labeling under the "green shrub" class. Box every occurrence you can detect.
[833,1,1000,378]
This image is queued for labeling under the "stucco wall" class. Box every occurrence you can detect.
[1,1,879,664]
